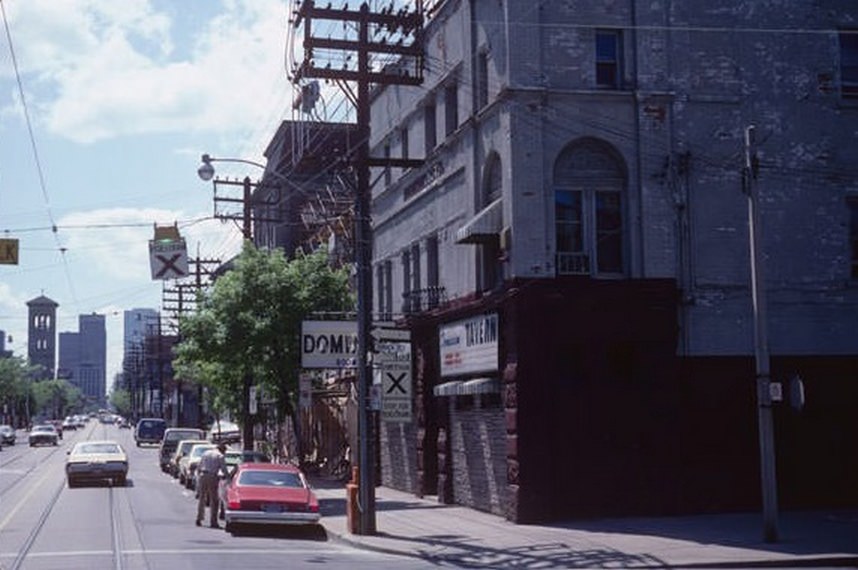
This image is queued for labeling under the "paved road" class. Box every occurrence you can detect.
[0,421,444,570]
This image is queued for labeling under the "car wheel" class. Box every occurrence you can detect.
[116,475,126,487]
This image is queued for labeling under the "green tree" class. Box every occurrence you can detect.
[109,388,132,417]
[31,379,82,419]
[174,244,353,451]
[0,356,33,426]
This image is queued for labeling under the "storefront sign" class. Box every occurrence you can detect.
[301,320,358,368]
[439,313,499,377]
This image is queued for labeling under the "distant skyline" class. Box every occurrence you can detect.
[0,0,299,383]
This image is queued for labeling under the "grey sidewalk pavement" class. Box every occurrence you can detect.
[310,477,858,568]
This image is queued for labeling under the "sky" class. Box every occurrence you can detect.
[0,0,300,390]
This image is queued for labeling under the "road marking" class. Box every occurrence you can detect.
[0,467,54,531]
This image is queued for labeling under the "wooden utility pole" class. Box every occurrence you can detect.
[744,125,779,543]
[293,0,424,535]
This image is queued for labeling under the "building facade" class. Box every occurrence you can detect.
[26,295,58,380]
[58,313,107,404]
[366,0,858,521]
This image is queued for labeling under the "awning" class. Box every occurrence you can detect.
[433,378,499,397]
[455,198,503,243]
[460,377,500,395]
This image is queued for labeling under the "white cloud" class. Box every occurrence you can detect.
[57,207,241,281]
[3,0,292,143]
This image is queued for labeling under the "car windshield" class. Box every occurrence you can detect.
[238,470,303,488]
[76,443,121,455]
[191,445,214,457]
[166,430,201,442]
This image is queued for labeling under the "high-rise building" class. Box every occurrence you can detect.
[58,313,106,403]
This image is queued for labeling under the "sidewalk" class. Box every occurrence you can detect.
[310,477,858,568]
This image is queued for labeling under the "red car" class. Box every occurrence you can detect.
[219,463,320,533]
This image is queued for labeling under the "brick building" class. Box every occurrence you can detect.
[364,0,858,522]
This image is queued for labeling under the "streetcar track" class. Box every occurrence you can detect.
[8,477,65,570]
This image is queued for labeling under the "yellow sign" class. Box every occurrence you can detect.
[0,238,19,265]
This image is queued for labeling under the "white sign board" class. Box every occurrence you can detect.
[377,341,412,422]
[149,239,189,280]
[301,320,358,369]
[439,313,499,377]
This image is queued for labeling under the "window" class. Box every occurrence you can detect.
[554,138,626,276]
[384,260,393,317]
[400,127,409,160]
[401,249,411,313]
[424,101,437,152]
[426,236,440,308]
[445,82,458,136]
[596,30,622,89]
[376,263,385,317]
[840,31,858,99]
[849,198,858,278]
[383,141,391,186]
[479,155,503,292]
[476,51,489,110]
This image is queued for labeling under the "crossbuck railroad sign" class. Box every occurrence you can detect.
[149,238,189,280]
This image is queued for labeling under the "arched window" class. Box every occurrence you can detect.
[479,153,502,291]
[553,138,626,276]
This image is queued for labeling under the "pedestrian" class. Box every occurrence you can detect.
[196,442,228,528]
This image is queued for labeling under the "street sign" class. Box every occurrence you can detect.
[377,340,412,422]
[371,326,411,342]
[149,238,188,280]
[0,238,19,265]
[301,320,358,368]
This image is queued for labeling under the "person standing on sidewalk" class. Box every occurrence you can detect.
[196,442,228,528]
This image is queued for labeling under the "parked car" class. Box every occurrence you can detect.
[159,427,205,472]
[66,440,128,487]
[209,419,241,445]
[180,443,216,489]
[0,424,15,445]
[28,424,59,447]
[224,449,271,473]
[170,439,208,479]
[134,418,167,447]
[194,446,270,499]
[219,463,320,533]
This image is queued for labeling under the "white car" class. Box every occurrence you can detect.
[28,424,59,447]
[66,440,128,487]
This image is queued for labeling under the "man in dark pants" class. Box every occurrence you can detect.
[196,442,228,528]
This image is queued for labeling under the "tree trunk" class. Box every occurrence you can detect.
[242,373,254,451]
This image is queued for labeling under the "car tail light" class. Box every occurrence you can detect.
[308,503,319,513]
[228,499,241,510]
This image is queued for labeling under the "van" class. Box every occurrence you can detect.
[159,427,205,472]
[134,418,167,447]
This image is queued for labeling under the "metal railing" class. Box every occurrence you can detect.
[402,286,447,314]
[556,252,590,275]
